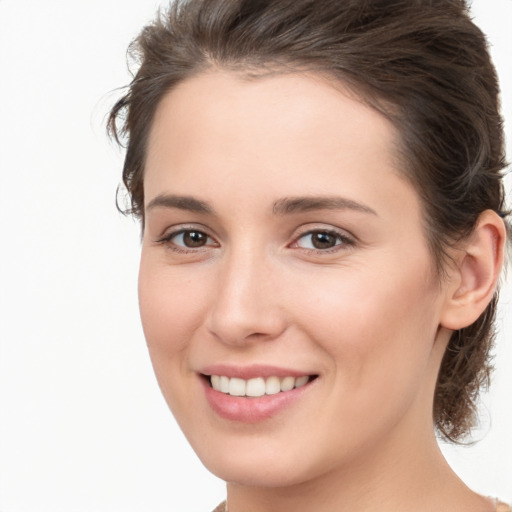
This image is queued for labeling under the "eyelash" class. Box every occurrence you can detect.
[155,227,355,255]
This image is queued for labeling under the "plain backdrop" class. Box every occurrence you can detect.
[0,1,510,511]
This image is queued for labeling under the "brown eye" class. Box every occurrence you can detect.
[294,229,353,252]
[162,229,215,250]
[182,230,208,247]
[310,232,338,249]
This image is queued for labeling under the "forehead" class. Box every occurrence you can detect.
[144,70,418,223]
[148,70,397,155]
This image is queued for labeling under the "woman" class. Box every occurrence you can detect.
[108,0,510,510]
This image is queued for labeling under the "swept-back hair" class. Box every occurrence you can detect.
[108,0,509,441]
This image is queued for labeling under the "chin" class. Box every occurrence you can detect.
[193,436,338,489]
[205,457,312,488]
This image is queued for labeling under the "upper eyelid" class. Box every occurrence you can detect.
[291,232,353,248]
[291,224,356,241]
[164,229,216,242]
[155,223,217,241]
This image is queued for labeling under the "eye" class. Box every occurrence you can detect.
[294,229,353,251]
[157,228,218,251]
[173,230,210,248]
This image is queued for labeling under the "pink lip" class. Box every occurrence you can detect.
[199,366,317,423]
[200,364,312,379]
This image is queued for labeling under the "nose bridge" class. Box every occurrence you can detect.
[207,242,286,345]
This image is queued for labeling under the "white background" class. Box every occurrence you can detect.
[0,1,510,511]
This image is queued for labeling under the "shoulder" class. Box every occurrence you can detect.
[211,502,226,512]
[496,501,512,512]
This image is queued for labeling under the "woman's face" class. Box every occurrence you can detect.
[139,71,452,487]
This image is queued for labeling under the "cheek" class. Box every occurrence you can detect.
[138,253,207,353]
[137,253,214,419]
[293,262,440,395]
[137,252,213,412]
[284,266,442,465]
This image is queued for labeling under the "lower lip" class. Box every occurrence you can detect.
[202,378,313,423]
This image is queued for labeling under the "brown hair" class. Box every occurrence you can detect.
[108,0,509,442]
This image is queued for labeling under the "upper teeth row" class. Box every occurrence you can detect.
[210,375,310,397]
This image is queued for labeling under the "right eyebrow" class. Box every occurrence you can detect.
[146,194,214,214]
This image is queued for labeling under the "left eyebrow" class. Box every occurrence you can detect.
[272,196,378,216]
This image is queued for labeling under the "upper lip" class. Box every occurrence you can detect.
[200,364,315,380]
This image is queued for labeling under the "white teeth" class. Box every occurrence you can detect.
[246,377,266,397]
[295,376,309,388]
[265,376,281,395]
[211,375,221,390]
[220,376,230,393]
[229,377,246,396]
[210,375,312,397]
[280,376,295,392]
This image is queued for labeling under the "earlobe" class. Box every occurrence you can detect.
[440,210,506,331]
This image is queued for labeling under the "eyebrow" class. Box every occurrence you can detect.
[145,193,377,217]
[146,194,213,214]
[272,196,378,216]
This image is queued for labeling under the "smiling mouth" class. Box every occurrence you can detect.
[207,375,317,398]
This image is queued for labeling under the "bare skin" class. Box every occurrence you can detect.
[139,71,505,512]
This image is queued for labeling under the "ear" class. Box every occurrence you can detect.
[440,210,506,330]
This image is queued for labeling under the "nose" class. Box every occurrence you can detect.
[206,247,288,346]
